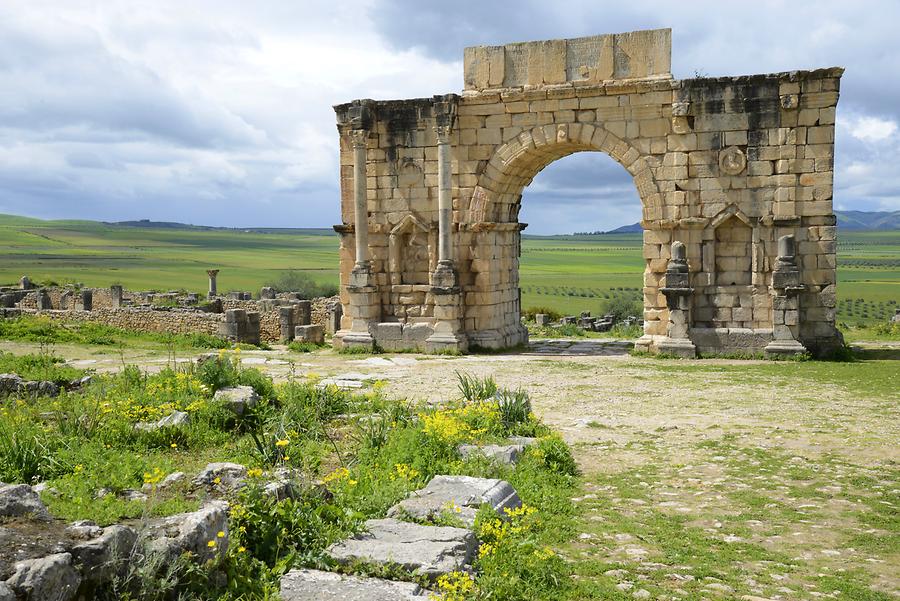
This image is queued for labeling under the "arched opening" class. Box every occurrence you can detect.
[517,151,645,331]
[459,124,666,350]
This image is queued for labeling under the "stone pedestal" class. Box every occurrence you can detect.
[279,306,296,342]
[656,241,697,358]
[765,235,808,357]
[425,282,467,353]
[110,285,123,309]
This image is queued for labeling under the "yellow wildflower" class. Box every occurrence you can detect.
[275,439,290,447]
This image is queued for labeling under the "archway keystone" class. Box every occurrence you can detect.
[332,29,844,357]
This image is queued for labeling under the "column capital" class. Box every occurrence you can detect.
[435,124,452,144]
[349,129,369,149]
[433,95,457,142]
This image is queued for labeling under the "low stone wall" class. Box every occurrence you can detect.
[36,308,222,337]
[4,284,340,345]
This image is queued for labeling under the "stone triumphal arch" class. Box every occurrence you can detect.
[332,29,843,357]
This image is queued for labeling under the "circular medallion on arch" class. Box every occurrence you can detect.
[718,146,747,176]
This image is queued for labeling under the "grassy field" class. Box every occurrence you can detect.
[1,214,898,325]
[0,214,338,293]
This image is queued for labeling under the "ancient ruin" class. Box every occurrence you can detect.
[333,29,843,356]
[0,278,341,346]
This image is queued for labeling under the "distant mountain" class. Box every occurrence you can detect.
[834,210,900,230]
[606,222,643,234]
[105,219,334,235]
[581,210,900,235]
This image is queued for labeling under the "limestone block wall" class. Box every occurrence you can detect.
[333,30,843,356]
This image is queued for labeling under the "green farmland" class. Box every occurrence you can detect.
[1,214,898,325]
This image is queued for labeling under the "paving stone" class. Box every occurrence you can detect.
[326,518,477,580]
[387,475,521,527]
[280,568,427,600]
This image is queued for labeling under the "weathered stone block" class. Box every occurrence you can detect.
[326,518,477,580]
[280,569,427,601]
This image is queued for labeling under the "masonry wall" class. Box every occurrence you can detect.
[334,47,842,355]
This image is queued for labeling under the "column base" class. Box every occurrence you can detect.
[764,339,808,358]
[339,330,375,350]
[656,337,697,358]
[425,331,468,354]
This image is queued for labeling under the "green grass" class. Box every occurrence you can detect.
[1,214,898,328]
[0,359,578,600]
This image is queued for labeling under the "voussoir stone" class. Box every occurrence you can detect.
[279,568,427,601]
[213,386,259,415]
[326,518,477,580]
[0,483,51,520]
[6,553,81,601]
[143,501,229,563]
[387,475,521,527]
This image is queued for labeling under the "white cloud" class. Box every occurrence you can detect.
[1,0,899,231]
[848,116,898,143]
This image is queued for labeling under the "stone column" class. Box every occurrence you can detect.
[765,235,808,356]
[350,129,372,281]
[426,96,466,352]
[19,276,31,290]
[430,98,458,290]
[657,241,697,357]
[206,270,219,298]
[342,127,378,349]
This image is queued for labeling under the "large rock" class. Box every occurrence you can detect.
[135,411,190,432]
[23,381,60,397]
[71,525,137,583]
[280,569,427,600]
[213,386,259,415]
[326,518,476,580]
[387,475,521,527]
[143,501,229,563]
[0,484,51,520]
[0,374,24,397]
[0,582,14,601]
[458,438,536,466]
[192,463,247,489]
[6,553,81,601]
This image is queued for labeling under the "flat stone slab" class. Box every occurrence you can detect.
[280,568,427,600]
[387,475,521,527]
[326,518,476,579]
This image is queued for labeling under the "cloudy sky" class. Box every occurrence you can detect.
[2,1,899,234]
